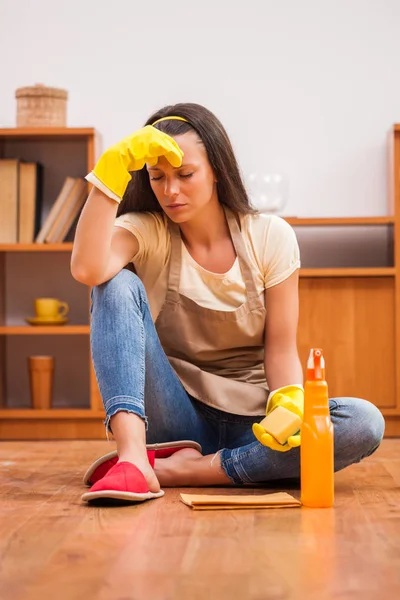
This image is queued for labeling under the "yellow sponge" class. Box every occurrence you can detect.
[258,406,302,445]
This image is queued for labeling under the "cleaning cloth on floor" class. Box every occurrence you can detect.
[180,491,301,510]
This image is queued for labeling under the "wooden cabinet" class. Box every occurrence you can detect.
[297,262,397,433]
[0,126,399,438]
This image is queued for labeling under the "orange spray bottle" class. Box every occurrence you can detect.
[300,348,334,508]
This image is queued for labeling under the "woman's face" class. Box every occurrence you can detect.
[146,130,218,222]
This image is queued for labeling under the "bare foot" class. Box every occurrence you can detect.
[154,448,202,487]
[155,448,232,487]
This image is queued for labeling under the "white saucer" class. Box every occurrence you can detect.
[25,316,69,326]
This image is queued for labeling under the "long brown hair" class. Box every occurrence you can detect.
[117,103,257,218]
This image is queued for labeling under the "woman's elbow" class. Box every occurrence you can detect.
[70,263,100,287]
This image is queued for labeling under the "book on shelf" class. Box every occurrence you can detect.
[44,178,87,243]
[18,162,43,243]
[0,159,19,243]
[35,177,76,243]
[0,159,43,243]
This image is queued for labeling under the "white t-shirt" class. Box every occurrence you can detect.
[114,211,301,321]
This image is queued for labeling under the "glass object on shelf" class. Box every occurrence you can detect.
[246,172,289,213]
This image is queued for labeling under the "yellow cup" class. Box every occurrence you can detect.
[34,298,69,320]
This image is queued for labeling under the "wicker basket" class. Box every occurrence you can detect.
[15,83,68,127]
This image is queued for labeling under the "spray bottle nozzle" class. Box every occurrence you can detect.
[306,348,325,381]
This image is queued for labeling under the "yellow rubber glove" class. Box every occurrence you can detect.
[252,385,304,452]
[91,125,184,201]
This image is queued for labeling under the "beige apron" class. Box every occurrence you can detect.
[155,206,268,416]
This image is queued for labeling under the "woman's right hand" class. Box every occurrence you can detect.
[90,125,184,202]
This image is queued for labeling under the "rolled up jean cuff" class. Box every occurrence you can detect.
[219,447,255,485]
[103,395,148,433]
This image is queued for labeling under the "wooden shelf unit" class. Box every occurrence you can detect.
[0,126,399,438]
[0,243,74,252]
[0,325,90,335]
[291,125,400,436]
[0,128,104,439]
[285,216,395,226]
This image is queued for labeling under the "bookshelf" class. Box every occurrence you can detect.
[0,128,104,439]
[0,126,399,439]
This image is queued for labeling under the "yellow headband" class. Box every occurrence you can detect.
[151,116,189,126]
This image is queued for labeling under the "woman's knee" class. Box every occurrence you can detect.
[332,397,385,460]
[91,269,146,310]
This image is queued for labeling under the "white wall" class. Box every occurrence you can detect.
[1,0,400,217]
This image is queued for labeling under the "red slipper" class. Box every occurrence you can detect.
[81,461,164,503]
[83,440,202,487]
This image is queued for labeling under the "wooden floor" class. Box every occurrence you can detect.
[0,440,399,600]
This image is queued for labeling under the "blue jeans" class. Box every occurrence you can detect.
[90,269,385,485]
